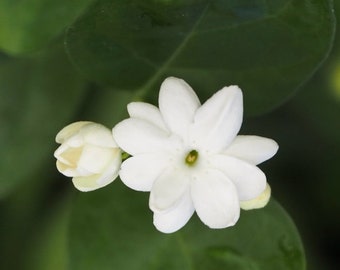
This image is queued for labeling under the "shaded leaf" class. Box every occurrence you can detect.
[0,45,88,197]
[79,86,135,127]
[66,0,335,115]
[69,182,305,270]
[24,194,71,270]
[0,0,94,55]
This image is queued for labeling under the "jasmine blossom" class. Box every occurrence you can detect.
[113,77,278,233]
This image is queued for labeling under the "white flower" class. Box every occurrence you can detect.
[113,77,278,233]
[54,121,121,192]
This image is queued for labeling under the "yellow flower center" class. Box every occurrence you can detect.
[185,150,199,166]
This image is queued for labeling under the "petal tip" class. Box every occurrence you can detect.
[221,85,243,97]
[240,184,271,210]
[56,121,91,143]
[72,177,100,192]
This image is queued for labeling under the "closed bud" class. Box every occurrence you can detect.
[54,121,121,192]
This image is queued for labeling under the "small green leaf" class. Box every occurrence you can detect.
[0,0,94,55]
[69,183,305,270]
[0,45,88,197]
[66,0,335,115]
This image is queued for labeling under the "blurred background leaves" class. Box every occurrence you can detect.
[0,0,339,269]
[65,0,334,115]
[69,184,305,270]
[0,45,88,197]
[0,0,95,55]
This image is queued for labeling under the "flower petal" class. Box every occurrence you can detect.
[97,152,121,186]
[55,145,93,176]
[191,169,240,229]
[72,174,102,192]
[81,123,117,148]
[119,154,169,191]
[159,77,200,140]
[191,86,243,153]
[64,133,84,148]
[240,183,271,210]
[153,189,195,233]
[113,118,174,155]
[55,121,91,143]
[210,155,266,200]
[72,156,121,192]
[127,102,168,132]
[54,143,79,166]
[56,160,89,177]
[56,122,116,148]
[77,145,117,174]
[149,168,190,212]
[224,135,279,165]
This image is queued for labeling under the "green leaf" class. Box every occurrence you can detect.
[0,0,94,55]
[69,183,306,270]
[65,0,335,115]
[24,194,71,270]
[0,45,88,198]
[79,86,135,127]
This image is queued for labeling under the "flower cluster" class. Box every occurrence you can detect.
[54,77,278,233]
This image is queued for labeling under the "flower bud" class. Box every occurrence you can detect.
[54,121,121,192]
[240,184,271,210]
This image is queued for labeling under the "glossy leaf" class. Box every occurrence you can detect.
[0,46,88,197]
[69,182,305,270]
[0,0,94,55]
[66,0,335,115]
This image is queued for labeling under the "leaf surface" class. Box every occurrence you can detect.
[0,0,94,54]
[66,0,335,115]
[0,46,88,197]
[69,183,305,270]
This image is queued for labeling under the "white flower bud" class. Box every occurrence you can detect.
[54,121,121,192]
[240,184,271,210]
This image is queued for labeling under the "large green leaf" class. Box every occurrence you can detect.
[24,194,71,270]
[69,182,305,270]
[66,0,335,115]
[0,46,88,197]
[0,0,94,55]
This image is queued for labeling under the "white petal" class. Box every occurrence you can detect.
[55,121,91,143]
[55,145,93,176]
[72,156,121,192]
[149,168,190,212]
[127,102,168,132]
[159,77,200,140]
[210,155,266,201]
[97,151,122,186]
[72,175,102,192]
[113,118,174,155]
[153,189,195,233]
[191,86,243,153]
[56,160,91,177]
[119,154,169,191]
[191,169,240,229]
[241,184,271,210]
[224,135,279,165]
[81,123,117,148]
[77,145,117,174]
[64,133,84,148]
[54,143,77,165]
[56,122,116,148]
